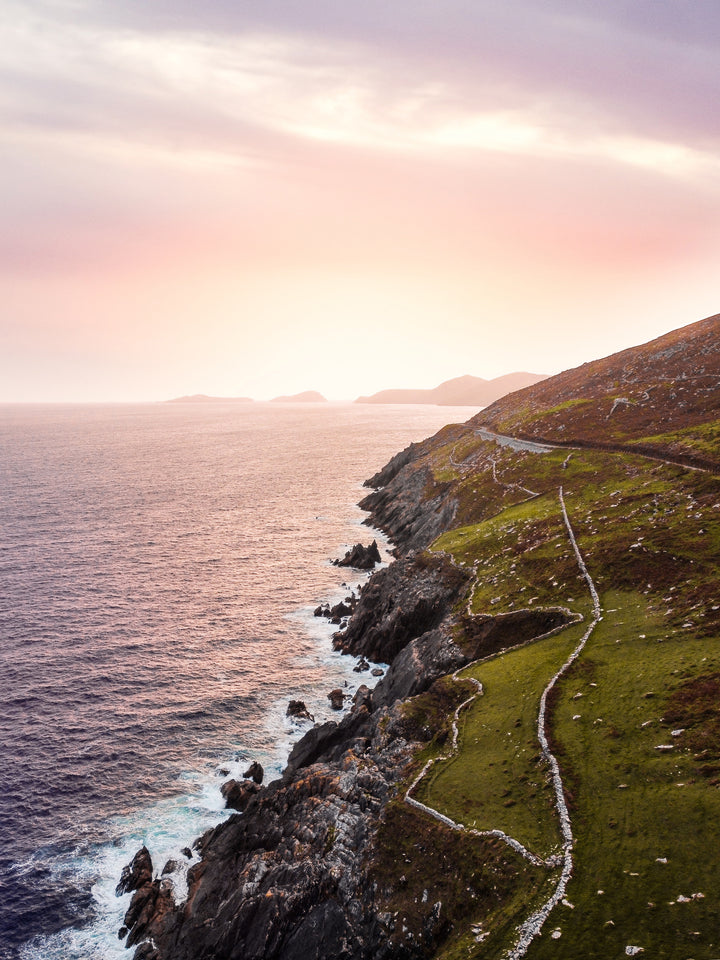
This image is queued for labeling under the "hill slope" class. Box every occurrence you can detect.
[474,313,720,468]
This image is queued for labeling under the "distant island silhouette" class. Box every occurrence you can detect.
[354,372,547,406]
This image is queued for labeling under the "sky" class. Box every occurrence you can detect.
[2,0,719,402]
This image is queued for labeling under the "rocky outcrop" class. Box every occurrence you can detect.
[287,700,315,722]
[333,541,382,570]
[122,691,435,960]
[120,525,475,959]
[220,778,261,811]
[117,847,153,897]
[333,553,469,664]
[243,760,264,784]
[360,461,458,555]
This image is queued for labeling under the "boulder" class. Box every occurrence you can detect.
[333,540,382,570]
[287,700,314,722]
[221,778,261,811]
[329,601,352,619]
[327,688,345,710]
[243,760,264,784]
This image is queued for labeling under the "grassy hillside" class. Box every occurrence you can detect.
[367,315,720,959]
[473,313,720,469]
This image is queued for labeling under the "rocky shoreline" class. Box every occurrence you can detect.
[116,438,562,960]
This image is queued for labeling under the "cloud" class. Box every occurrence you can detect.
[24,0,718,149]
[2,1,719,401]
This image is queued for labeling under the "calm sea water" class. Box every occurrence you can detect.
[0,401,471,960]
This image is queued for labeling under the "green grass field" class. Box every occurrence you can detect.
[372,433,720,959]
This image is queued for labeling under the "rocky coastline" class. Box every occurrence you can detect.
[116,437,561,960]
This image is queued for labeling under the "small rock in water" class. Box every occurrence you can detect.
[333,540,382,570]
[287,700,314,722]
[328,688,345,710]
[243,760,264,784]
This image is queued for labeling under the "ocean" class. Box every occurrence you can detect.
[0,401,470,960]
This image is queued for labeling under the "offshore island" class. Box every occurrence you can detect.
[120,312,720,960]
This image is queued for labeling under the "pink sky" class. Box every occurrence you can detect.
[2,1,719,401]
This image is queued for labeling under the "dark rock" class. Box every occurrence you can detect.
[371,667,384,677]
[243,760,264,784]
[161,860,178,876]
[116,846,153,897]
[327,688,345,710]
[287,699,314,722]
[133,946,159,960]
[360,459,459,554]
[329,601,352,618]
[353,685,372,712]
[118,926,128,940]
[220,778,261,811]
[334,552,469,664]
[123,881,158,933]
[353,657,370,672]
[333,540,382,570]
[181,847,192,859]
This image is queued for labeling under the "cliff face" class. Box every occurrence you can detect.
[121,515,475,960]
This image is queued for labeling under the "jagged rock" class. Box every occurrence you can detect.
[327,688,345,710]
[353,685,372,712]
[333,540,382,570]
[116,846,153,896]
[123,881,158,933]
[243,760,264,784]
[353,657,370,672]
[161,860,178,876]
[334,552,469,664]
[287,699,314,721]
[220,778,261,811]
[329,601,352,618]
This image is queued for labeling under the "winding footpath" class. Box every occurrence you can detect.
[404,485,602,958]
